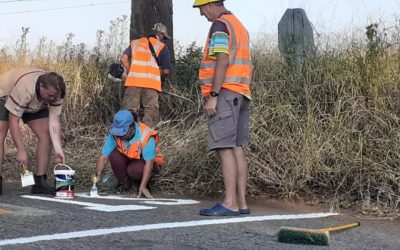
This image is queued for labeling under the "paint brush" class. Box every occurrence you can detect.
[90,175,98,197]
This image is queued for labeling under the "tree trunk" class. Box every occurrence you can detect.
[130,0,174,60]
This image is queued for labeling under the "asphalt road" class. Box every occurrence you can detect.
[0,186,399,250]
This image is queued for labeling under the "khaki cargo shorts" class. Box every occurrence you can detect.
[207,89,250,150]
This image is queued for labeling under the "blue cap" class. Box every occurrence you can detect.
[110,110,134,136]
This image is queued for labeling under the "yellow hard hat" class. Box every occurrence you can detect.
[193,0,224,8]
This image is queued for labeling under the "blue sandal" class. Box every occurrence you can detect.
[239,208,251,214]
[199,204,240,216]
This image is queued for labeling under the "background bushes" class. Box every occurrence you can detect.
[1,18,399,211]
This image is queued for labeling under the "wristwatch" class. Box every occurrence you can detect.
[210,91,219,97]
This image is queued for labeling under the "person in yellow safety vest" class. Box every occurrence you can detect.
[120,23,172,128]
[94,110,164,198]
[193,0,253,216]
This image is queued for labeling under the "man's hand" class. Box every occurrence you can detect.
[107,73,123,83]
[137,187,153,198]
[17,149,28,167]
[54,150,65,164]
[204,96,218,117]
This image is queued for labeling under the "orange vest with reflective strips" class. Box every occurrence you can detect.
[125,37,165,92]
[114,122,164,166]
[200,14,252,98]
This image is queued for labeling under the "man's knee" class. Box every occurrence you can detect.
[0,125,8,142]
[127,160,145,181]
[127,168,142,182]
[109,150,127,166]
[216,147,235,159]
[36,133,51,144]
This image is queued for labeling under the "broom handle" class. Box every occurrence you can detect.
[315,222,360,233]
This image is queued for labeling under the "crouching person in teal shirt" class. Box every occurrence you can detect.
[95,110,163,198]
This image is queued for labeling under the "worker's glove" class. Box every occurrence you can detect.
[108,63,126,82]
[107,73,123,83]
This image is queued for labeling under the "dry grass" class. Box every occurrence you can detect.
[1,20,399,213]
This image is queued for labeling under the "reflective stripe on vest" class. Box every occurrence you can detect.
[138,126,164,166]
[199,14,253,98]
[125,37,165,92]
[138,127,155,156]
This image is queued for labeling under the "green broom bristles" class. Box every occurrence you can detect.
[277,227,330,246]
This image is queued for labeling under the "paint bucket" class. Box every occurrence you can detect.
[54,163,75,199]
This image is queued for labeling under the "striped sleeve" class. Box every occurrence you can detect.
[208,31,229,58]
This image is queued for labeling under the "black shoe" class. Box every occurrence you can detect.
[115,177,133,193]
[0,176,3,195]
[31,175,54,195]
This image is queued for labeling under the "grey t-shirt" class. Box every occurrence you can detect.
[208,11,231,38]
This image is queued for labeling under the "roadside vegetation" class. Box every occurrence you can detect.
[1,16,399,216]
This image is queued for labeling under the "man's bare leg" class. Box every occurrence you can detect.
[0,121,9,176]
[0,120,9,195]
[218,148,239,211]
[234,146,248,210]
[28,118,51,175]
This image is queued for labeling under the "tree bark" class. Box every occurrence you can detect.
[131,0,174,60]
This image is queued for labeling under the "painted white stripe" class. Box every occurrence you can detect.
[22,195,156,212]
[0,213,338,246]
[74,192,200,205]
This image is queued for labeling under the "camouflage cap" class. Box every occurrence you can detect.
[152,23,171,40]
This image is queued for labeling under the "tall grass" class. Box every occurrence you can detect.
[1,17,399,212]
[160,22,400,212]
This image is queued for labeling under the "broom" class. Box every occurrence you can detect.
[277,222,360,246]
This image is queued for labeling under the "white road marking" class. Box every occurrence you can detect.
[22,195,156,212]
[75,192,200,205]
[0,212,338,246]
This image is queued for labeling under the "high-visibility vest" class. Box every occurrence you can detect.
[199,14,253,98]
[114,122,164,166]
[125,37,165,92]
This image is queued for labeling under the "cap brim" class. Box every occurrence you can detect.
[164,33,171,40]
[110,127,128,136]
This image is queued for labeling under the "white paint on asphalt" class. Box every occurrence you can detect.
[0,212,338,246]
[21,195,156,212]
[75,192,200,205]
